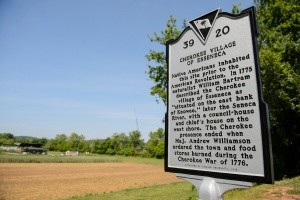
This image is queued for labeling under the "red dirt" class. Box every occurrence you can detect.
[0,163,181,200]
[262,186,300,200]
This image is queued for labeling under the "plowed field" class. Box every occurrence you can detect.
[0,163,181,200]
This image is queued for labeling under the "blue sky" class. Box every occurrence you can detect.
[0,0,253,140]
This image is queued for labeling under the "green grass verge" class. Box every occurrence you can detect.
[65,176,300,200]
[114,155,164,166]
[0,152,163,165]
[65,182,197,200]
[223,176,300,200]
[0,152,121,163]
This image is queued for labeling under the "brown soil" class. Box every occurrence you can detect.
[0,163,181,200]
[262,186,300,200]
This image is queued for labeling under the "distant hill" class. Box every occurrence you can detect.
[15,136,39,142]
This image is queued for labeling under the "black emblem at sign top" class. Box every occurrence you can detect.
[189,8,220,44]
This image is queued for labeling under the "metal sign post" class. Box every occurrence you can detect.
[177,173,252,200]
[165,7,274,200]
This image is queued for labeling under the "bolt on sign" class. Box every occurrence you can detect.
[165,7,274,183]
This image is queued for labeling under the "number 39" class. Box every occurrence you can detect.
[183,39,194,49]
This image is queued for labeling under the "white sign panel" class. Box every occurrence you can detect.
[166,7,273,183]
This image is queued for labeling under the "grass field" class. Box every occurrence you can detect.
[66,176,300,200]
[1,152,299,200]
[0,151,121,163]
[65,182,197,200]
[0,151,164,165]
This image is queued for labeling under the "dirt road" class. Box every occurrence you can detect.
[0,163,181,200]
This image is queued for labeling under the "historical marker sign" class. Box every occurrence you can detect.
[165,7,274,183]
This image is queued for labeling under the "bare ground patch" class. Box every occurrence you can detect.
[262,186,300,200]
[0,163,181,200]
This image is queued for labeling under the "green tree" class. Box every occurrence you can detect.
[254,0,300,178]
[231,3,241,14]
[146,128,165,158]
[36,137,48,146]
[90,139,105,154]
[48,134,68,151]
[107,133,129,155]
[99,138,112,154]
[0,133,15,145]
[146,16,183,105]
[128,130,144,156]
[67,133,86,151]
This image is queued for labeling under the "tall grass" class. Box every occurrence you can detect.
[0,152,121,163]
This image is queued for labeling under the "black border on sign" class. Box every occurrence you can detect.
[165,7,274,184]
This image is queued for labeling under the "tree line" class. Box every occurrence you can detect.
[0,128,165,158]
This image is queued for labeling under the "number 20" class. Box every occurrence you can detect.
[216,26,230,37]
